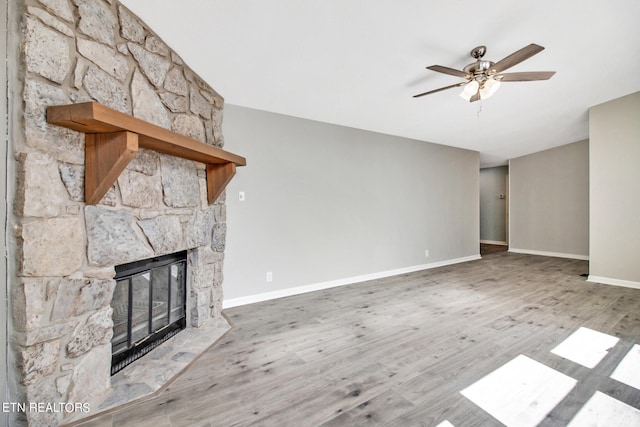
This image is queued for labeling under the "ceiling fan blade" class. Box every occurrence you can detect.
[413,81,467,98]
[498,71,556,81]
[490,44,545,73]
[427,65,469,79]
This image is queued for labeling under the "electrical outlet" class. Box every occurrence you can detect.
[425,249,429,258]
[239,191,246,201]
[266,272,273,282]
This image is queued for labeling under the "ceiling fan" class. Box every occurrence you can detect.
[413,44,555,102]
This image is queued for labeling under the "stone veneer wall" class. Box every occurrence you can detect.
[11,0,229,425]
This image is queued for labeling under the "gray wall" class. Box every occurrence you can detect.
[480,166,507,243]
[222,105,479,303]
[509,140,589,259]
[589,92,640,286]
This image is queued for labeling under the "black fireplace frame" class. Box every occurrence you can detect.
[111,251,187,375]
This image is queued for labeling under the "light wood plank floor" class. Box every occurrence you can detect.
[74,252,640,427]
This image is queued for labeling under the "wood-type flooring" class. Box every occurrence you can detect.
[74,252,640,427]
[479,243,508,256]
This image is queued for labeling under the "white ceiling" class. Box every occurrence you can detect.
[121,0,640,166]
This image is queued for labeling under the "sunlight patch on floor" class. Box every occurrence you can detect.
[610,344,640,390]
[460,326,640,426]
[567,391,640,426]
[551,327,619,368]
[460,355,576,427]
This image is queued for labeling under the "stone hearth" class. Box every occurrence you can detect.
[10,1,233,425]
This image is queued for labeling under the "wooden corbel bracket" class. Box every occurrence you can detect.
[46,102,246,205]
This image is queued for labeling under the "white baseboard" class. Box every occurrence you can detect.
[587,275,640,290]
[480,240,508,246]
[508,248,589,261]
[223,254,481,308]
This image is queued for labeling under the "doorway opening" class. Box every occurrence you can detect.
[480,165,509,255]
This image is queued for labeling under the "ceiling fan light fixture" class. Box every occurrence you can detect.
[459,80,479,101]
[414,43,554,102]
[479,78,501,100]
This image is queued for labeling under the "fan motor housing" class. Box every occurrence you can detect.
[463,60,495,77]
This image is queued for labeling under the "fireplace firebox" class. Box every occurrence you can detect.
[111,251,187,375]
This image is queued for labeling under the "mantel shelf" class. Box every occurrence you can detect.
[47,102,246,205]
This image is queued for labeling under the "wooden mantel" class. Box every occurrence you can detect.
[46,102,246,205]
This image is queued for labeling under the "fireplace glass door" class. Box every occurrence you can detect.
[111,251,187,375]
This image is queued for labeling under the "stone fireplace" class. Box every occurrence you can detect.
[9,1,239,425]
